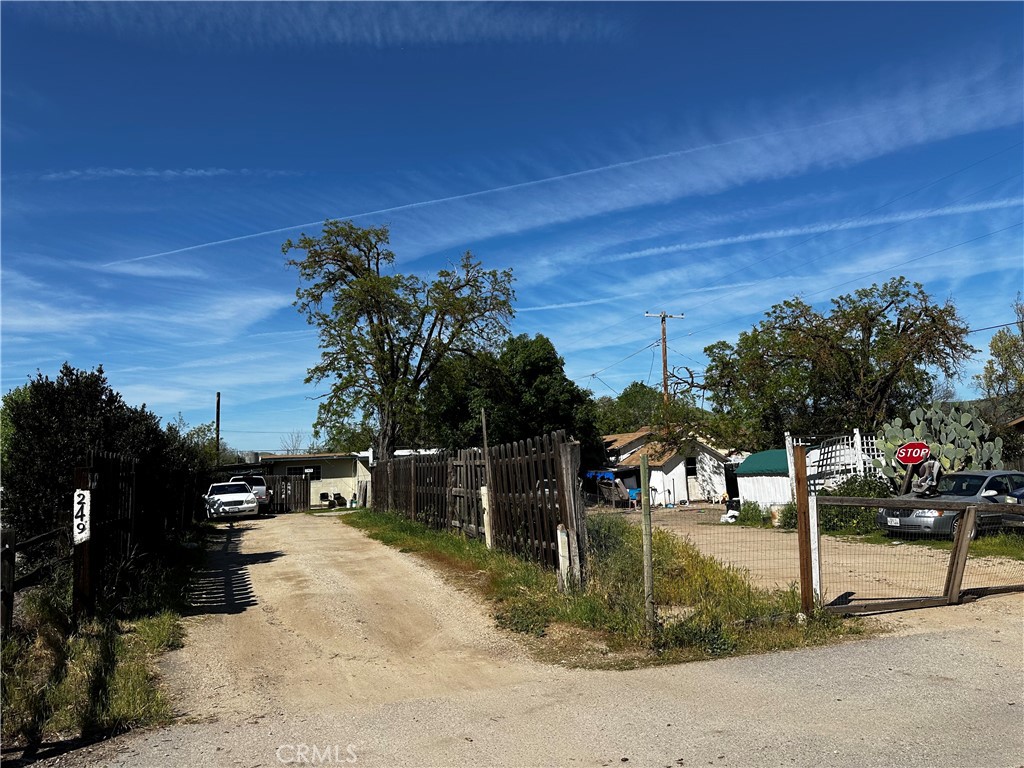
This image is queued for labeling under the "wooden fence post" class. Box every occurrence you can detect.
[808,495,822,605]
[640,453,656,634]
[409,457,417,521]
[556,524,570,592]
[794,444,815,615]
[481,409,498,547]
[1,535,14,637]
[72,465,96,620]
[944,505,977,604]
[481,485,494,549]
[557,438,586,587]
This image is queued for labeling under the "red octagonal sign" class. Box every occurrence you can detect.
[895,441,931,465]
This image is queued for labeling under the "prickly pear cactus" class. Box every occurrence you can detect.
[872,402,1003,489]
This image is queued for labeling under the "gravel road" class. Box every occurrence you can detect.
[23,513,1024,768]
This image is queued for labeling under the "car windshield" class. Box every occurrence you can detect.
[934,475,985,496]
[211,483,251,495]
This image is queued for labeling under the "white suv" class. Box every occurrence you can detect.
[230,475,270,513]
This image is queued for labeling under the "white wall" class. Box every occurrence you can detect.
[649,459,688,505]
[696,452,727,501]
[738,476,792,507]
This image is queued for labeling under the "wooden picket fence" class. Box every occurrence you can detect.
[371,431,587,577]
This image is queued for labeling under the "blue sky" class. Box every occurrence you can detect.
[2,2,1022,451]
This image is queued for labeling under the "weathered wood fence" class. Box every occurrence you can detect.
[72,451,142,616]
[1,450,208,635]
[371,431,587,581]
[1,527,67,636]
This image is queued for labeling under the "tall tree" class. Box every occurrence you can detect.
[420,334,605,465]
[974,294,1024,416]
[284,220,515,462]
[279,429,309,455]
[594,381,663,435]
[702,278,974,451]
[0,365,217,541]
[974,295,1024,461]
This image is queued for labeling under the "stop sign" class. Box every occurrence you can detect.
[895,442,931,465]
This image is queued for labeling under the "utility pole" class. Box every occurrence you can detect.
[645,311,685,406]
[215,391,221,466]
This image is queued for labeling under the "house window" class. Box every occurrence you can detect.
[286,465,322,481]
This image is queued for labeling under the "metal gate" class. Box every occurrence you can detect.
[812,499,1024,614]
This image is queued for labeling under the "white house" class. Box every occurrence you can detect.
[260,452,372,506]
[602,429,745,504]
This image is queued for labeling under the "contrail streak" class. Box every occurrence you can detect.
[102,109,899,267]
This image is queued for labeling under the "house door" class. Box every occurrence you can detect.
[725,464,739,500]
[685,457,701,501]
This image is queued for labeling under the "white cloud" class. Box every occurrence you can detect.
[105,55,1022,269]
[13,3,621,50]
[38,167,299,182]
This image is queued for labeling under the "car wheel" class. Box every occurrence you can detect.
[951,515,977,541]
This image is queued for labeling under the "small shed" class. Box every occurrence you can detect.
[736,449,791,507]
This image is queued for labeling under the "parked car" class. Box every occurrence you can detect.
[876,470,1024,540]
[230,475,270,512]
[204,482,258,519]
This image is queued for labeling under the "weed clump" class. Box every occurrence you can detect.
[345,509,859,665]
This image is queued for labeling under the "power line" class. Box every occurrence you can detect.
[564,142,1022,388]
[555,141,1022,359]
[590,374,619,396]
[586,339,660,378]
[968,321,1021,334]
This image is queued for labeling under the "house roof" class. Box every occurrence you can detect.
[603,429,653,452]
[735,449,790,477]
[617,440,680,469]
[260,452,365,462]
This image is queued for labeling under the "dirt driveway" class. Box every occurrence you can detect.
[612,505,1024,604]
[35,513,1024,768]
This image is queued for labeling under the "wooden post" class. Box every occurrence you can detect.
[215,391,221,466]
[481,485,494,549]
[556,524,570,592]
[1,535,14,637]
[944,505,977,604]
[72,465,96,620]
[808,495,822,604]
[640,453,656,634]
[557,438,585,586]
[794,444,814,614]
[480,409,498,548]
[409,456,417,522]
[784,432,797,508]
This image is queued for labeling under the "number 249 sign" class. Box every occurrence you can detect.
[73,490,91,545]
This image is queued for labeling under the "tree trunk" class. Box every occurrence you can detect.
[376,411,400,511]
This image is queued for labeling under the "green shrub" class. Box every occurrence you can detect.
[346,509,858,664]
[818,474,891,534]
[779,502,798,529]
[736,501,770,528]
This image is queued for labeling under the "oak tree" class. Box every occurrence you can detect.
[702,277,974,450]
[284,220,515,465]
